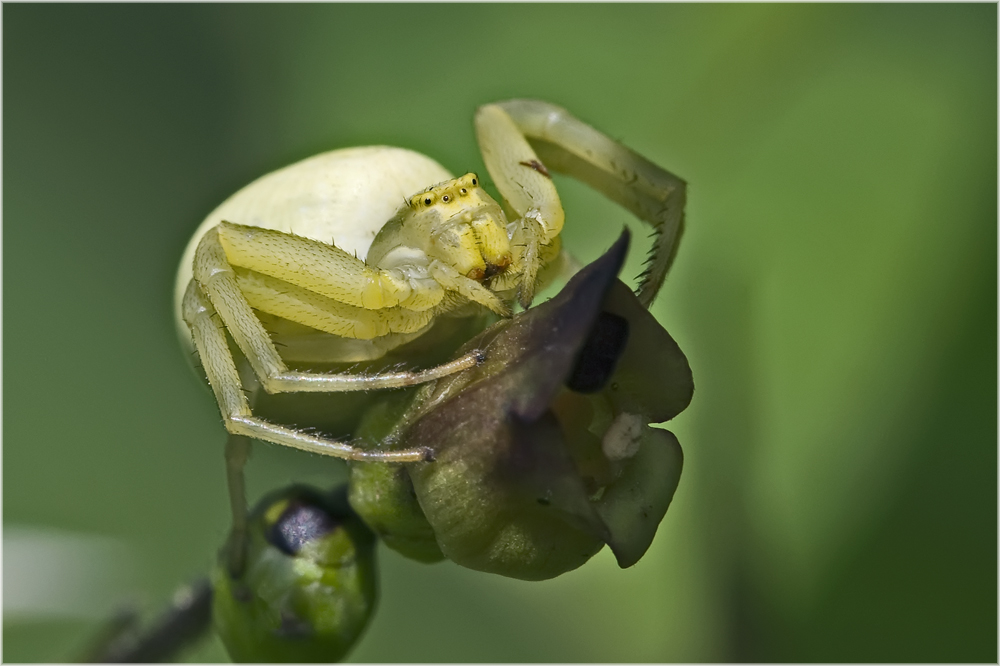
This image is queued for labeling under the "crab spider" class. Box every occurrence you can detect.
[175,99,686,467]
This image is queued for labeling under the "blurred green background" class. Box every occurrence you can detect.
[4,4,996,662]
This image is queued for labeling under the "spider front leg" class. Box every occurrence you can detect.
[477,99,686,308]
[182,279,442,463]
[476,105,566,308]
[191,224,487,395]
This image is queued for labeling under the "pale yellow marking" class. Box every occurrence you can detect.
[601,412,645,462]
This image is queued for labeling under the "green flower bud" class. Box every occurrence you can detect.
[357,231,693,580]
[212,485,378,663]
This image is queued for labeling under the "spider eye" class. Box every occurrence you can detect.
[471,178,477,185]
[424,198,432,206]
[442,195,450,202]
[460,188,467,195]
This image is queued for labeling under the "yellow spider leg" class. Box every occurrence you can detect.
[224,434,252,576]
[511,216,544,308]
[493,99,687,308]
[216,221,444,312]
[191,232,482,394]
[475,104,565,243]
[534,245,578,295]
[490,227,564,301]
[475,104,566,307]
[429,260,511,317]
[182,280,434,462]
[233,267,434,340]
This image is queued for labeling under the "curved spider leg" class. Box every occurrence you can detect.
[216,221,441,312]
[486,99,687,309]
[192,227,483,395]
[428,260,511,316]
[233,267,435,339]
[489,232,568,298]
[182,279,437,462]
[475,104,565,308]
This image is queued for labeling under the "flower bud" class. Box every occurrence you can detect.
[348,396,445,564]
[212,485,377,663]
[355,231,693,580]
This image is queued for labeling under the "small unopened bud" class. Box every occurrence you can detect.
[212,485,377,663]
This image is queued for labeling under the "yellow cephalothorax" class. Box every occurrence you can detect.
[369,172,514,288]
[175,99,686,465]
